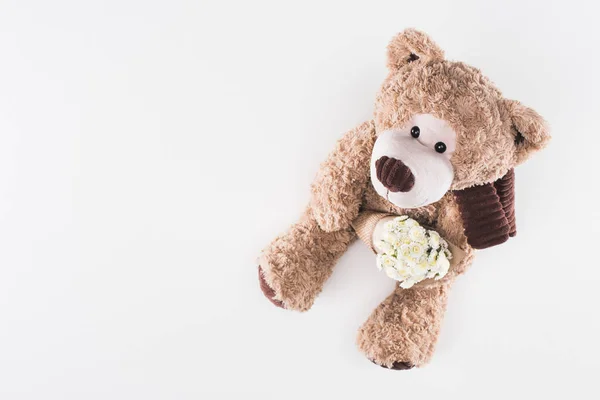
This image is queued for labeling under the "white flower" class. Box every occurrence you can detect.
[440,239,449,251]
[409,242,426,259]
[414,257,429,272]
[434,252,450,279]
[409,226,427,244]
[443,246,452,260]
[387,218,410,236]
[428,230,441,249]
[395,226,411,237]
[375,240,394,254]
[399,279,417,289]
[404,218,418,228]
[382,231,401,248]
[427,250,438,266]
[383,220,396,231]
[399,244,412,259]
[383,267,399,280]
[383,264,408,281]
[395,261,412,279]
[374,216,452,288]
[410,263,429,281]
[400,235,412,245]
[382,230,396,241]
[376,254,396,271]
[426,269,438,279]
[378,254,398,268]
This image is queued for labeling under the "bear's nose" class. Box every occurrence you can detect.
[375,156,415,192]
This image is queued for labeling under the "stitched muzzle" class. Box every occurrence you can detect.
[375,156,415,192]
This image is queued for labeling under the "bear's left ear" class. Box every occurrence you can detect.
[502,99,551,165]
[387,28,445,71]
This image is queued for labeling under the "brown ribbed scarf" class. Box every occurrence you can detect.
[453,169,516,249]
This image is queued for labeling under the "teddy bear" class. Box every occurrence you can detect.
[257,28,550,369]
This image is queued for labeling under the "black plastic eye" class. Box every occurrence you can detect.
[410,126,420,138]
[435,142,447,153]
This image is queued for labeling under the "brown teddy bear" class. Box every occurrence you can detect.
[257,28,550,370]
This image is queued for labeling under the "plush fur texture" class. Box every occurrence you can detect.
[259,209,356,311]
[310,121,377,232]
[357,284,450,369]
[258,29,550,368]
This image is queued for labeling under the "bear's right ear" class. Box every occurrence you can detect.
[501,99,551,165]
[387,29,445,71]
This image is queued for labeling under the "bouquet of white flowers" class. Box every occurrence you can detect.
[374,215,452,289]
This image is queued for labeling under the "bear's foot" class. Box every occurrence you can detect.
[257,210,355,312]
[357,284,450,369]
[258,266,285,309]
[371,360,414,370]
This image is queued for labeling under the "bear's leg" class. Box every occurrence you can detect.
[357,283,451,369]
[258,209,356,312]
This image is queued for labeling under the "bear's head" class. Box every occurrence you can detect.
[370,29,550,249]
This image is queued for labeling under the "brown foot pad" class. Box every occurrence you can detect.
[258,266,285,309]
[371,359,414,370]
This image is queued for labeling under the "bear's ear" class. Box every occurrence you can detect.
[387,28,445,71]
[502,99,551,165]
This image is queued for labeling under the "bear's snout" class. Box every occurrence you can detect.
[375,156,415,193]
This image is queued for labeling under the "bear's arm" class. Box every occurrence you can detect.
[310,120,377,232]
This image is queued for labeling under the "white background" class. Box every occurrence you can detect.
[0,0,599,399]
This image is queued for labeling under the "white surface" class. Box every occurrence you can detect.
[0,1,598,399]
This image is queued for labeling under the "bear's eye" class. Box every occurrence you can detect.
[410,126,420,138]
[434,142,447,153]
